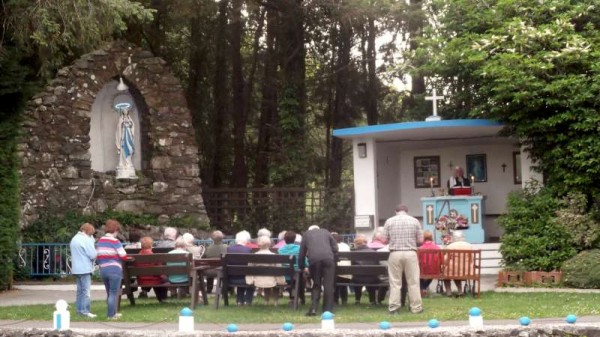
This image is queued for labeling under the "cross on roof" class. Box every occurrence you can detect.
[425,88,445,117]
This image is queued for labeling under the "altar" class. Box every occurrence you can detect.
[421,195,485,244]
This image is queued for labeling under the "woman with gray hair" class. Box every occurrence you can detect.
[204,230,227,293]
[226,231,254,305]
[156,227,178,248]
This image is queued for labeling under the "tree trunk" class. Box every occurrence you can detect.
[255,1,278,188]
[329,13,352,189]
[210,0,230,188]
[230,0,247,188]
[273,0,307,187]
[365,16,378,125]
[409,0,425,99]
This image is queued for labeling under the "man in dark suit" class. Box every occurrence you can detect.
[299,225,338,316]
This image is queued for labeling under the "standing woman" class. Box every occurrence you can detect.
[96,219,128,319]
[69,223,97,318]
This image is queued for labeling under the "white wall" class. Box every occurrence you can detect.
[376,143,400,224]
[352,138,378,237]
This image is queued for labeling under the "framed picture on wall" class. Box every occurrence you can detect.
[414,156,441,188]
[466,154,487,182]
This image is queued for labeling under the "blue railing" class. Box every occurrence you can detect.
[17,234,357,277]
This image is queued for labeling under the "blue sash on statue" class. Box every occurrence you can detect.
[122,127,134,158]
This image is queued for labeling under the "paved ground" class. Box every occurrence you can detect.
[1,275,599,332]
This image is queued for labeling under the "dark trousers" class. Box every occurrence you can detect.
[334,277,349,305]
[308,258,335,313]
[354,286,376,303]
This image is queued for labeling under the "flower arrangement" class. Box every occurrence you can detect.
[435,209,469,244]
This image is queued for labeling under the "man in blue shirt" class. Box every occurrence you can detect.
[70,223,98,318]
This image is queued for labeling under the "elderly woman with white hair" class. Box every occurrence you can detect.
[182,233,204,259]
[155,227,178,248]
[226,231,255,305]
[246,236,286,306]
[443,231,472,297]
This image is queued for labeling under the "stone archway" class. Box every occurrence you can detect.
[19,41,208,227]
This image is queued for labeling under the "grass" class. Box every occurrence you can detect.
[0,291,599,324]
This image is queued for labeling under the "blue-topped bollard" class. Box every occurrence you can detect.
[469,307,483,328]
[282,322,294,331]
[179,307,194,332]
[566,314,577,324]
[53,299,70,331]
[321,311,335,331]
[379,321,391,330]
[428,319,440,329]
[227,323,239,333]
[519,316,531,326]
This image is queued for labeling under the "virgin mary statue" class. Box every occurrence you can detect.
[115,103,137,179]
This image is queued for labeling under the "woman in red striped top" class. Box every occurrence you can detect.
[96,219,128,319]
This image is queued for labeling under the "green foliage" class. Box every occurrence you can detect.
[554,193,600,250]
[499,183,576,271]
[3,0,155,78]
[0,112,20,290]
[562,250,600,289]
[414,0,600,205]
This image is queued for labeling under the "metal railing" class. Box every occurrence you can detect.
[17,234,358,278]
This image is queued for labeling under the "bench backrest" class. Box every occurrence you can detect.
[442,249,480,280]
[335,251,389,277]
[123,253,193,278]
[221,253,296,277]
[125,247,174,254]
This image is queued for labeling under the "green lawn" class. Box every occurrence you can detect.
[1,292,599,323]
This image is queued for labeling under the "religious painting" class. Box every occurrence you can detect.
[513,151,522,185]
[414,156,441,188]
[466,154,487,182]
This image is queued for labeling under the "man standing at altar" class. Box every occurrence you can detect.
[447,166,470,195]
[383,204,424,315]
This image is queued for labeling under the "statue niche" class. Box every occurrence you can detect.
[89,78,142,177]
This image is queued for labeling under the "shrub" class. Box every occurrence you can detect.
[554,192,600,250]
[499,182,576,271]
[562,250,600,289]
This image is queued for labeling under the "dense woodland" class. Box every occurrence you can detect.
[1,0,600,288]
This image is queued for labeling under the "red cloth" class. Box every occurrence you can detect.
[135,248,166,286]
[418,241,442,276]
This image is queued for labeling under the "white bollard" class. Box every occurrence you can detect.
[179,307,194,332]
[53,300,70,331]
[468,307,483,329]
[321,311,335,331]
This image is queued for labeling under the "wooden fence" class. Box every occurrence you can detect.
[202,187,354,233]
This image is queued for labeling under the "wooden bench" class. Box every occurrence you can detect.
[121,252,202,307]
[418,249,481,297]
[125,247,176,254]
[335,249,481,298]
[335,251,390,288]
[214,253,301,310]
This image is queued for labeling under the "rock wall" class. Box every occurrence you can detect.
[2,324,600,337]
[18,41,209,227]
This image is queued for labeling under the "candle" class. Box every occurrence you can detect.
[430,177,434,188]
[471,175,475,184]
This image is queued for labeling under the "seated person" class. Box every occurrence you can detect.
[227,231,254,305]
[367,227,387,249]
[204,230,228,293]
[417,230,441,297]
[246,236,286,306]
[167,238,190,297]
[277,230,306,305]
[156,227,178,248]
[135,237,168,302]
[447,166,471,195]
[331,232,350,305]
[182,233,204,259]
[443,231,473,296]
[351,235,379,305]
[273,231,287,249]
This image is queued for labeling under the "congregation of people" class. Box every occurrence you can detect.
[69,206,472,319]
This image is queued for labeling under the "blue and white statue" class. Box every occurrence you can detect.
[115,102,136,179]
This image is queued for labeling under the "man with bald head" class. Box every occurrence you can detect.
[383,204,423,315]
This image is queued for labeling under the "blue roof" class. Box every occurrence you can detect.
[333,119,502,138]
